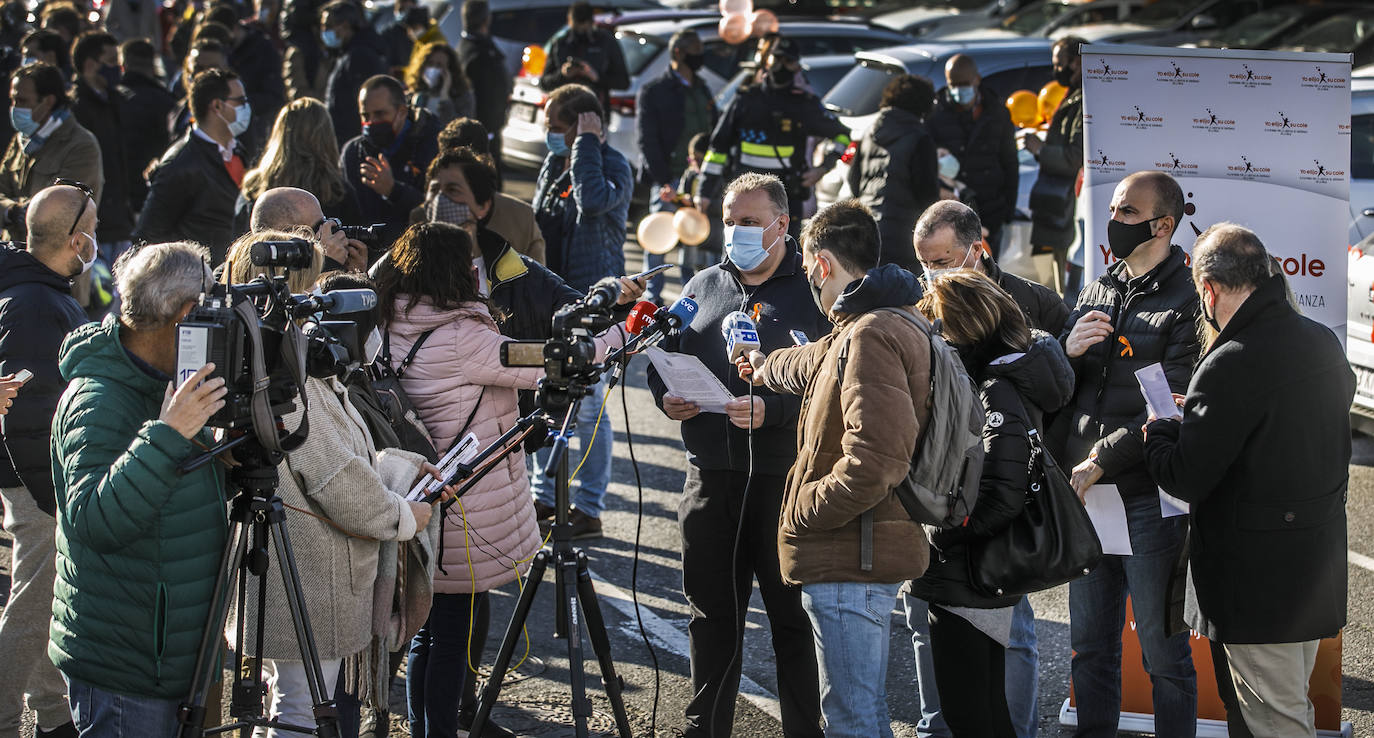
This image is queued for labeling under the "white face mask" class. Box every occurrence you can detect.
[422,66,443,88]
[364,327,382,364]
[938,151,961,180]
[922,245,976,283]
[76,231,97,275]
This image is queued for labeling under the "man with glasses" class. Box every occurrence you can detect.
[134,67,251,266]
[249,186,368,272]
[0,182,97,738]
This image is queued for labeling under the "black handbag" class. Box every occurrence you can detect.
[1028,172,1077,232]
[968,428,1103,597]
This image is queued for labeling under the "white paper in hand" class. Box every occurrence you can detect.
[1159,488,1189,518]
[1135,362,1182,420]
[1084,484,1133,556]
[407,432,481,502]
[644,347,736,414]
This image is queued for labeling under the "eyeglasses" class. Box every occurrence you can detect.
[53,178,93,236]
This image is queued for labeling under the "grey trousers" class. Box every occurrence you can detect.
[0,485,69,736]
[1223,639,1320,738]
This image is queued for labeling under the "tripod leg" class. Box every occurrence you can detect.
[559,547,592,738]
[468,551,550,737]
[268,516,340,738]
[575,553,633,738]
[178,518,251,738]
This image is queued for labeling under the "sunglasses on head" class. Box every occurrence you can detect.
[53,178,93,236]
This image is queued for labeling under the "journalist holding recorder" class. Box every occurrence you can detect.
[48,241,228,736]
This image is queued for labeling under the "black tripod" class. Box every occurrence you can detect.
[462,385,633,738]
[176,439,340,738]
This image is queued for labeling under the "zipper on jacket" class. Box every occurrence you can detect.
[1092,281,1150,416]
[154,581,168,685]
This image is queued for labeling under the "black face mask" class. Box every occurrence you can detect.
[1106,215,1162,260]
[1201,286,1221,332]
[684,52,705,71]
[363,120,395,150]
[768,66,795,88]
[1054,65,1075,87]
[99,63,121,90]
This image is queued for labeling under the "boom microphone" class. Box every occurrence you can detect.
[721,310,760,362]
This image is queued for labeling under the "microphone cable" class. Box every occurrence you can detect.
[618,346,661,736]
[711,368,756,735]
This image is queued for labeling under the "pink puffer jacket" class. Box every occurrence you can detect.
[386,299,545,593]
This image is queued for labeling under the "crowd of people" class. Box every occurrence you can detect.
[0,1,1354,737]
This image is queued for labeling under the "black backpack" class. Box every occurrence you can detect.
[361,330,440,463]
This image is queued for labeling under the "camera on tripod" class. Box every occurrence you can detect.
[500,277,621,414]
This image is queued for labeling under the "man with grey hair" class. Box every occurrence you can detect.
[636,28,716,301]
[1145,224,1352,738]
[0,182,95,738]
[250,186,367,272]
[647,171,826,737]
[48,241,230,736]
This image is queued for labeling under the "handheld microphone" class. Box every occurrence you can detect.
[291,288,379,317]
[581,277,623,312]
[722,310,761,363]
[625,300,658,336]
[606,297,699,388]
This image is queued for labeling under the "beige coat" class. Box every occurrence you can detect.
[0,113,103,241]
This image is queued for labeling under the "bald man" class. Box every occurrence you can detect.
[250,186,367,272]
[927,53,1019,259]
[1054,169,1201,737]
[0,184,94,738]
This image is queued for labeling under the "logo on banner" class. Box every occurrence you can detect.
[1226,155,1271,180]
[1191,107,1236,132]
[1298,159,1346,184]
[1228,63,1273,88]
[1264,111,1309,136]
[1090,148,1127,174]
[1301,65,1347,90]
[1154,152,1199,175]
[1340,121,1352,136]
[1156,60,1200,85]
[1085,57,1129,83]
[1120,105,1164,129]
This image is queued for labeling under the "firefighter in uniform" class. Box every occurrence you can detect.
[695,37,851,238]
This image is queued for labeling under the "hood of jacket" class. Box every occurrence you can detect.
[871,107,925,147]
[0,244,72,294]
[831,263,924,319]
[981,330,1075,415]
[58,315,164,392]
[388,297,493,337]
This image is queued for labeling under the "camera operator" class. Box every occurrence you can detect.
[250,186,368,273]
[220,230,453,738]
[48,241,228,736]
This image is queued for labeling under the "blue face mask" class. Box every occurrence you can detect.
[724,215,781,272]
[10,106,38,138]
[546,130,570,156]
[321,28,342,49]
[223,101,251,137]
[950,85,977,105]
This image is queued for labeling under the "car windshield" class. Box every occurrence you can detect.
[823,61,902,117]
[1202,6,1302,47]
[1282,12,1374,53]
[615,32,666,76]
[1129,0,1197,27]
[1001,2,1070,34]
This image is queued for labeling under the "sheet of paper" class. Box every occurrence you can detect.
[407,432,480,501]
[1084,484,1133,556]
[1159,488,1190,518]
[644,347,736,414]
[1134,362,1182,421]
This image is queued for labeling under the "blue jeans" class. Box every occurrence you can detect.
[801,581,901,738]
[406,592,490,738]
[531,374,612,517]
[64,675,180,738]
[1006,596,1039,738]
[900,593,948,738]
[1069,491,1196,738]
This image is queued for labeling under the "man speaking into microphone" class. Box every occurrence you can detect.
[647,172,828,737]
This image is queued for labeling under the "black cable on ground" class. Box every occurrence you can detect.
[620,351,661,735]
[711,380,755,735]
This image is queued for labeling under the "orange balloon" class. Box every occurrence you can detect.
[522,45,546,78]
[1006,89,1040,128]
[749,8,779,37]
[718,13,750,45]
[1038,81,1067,123]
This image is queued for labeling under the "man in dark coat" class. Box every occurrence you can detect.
[1054,170,1199,737]
[538,0,629,114]
[457,0,509,173]
[117,39,176,211]
[70,31,133,263]
[1144,224,1353,738]
[0,185,93,738]
[928,54,1019,259]
[207,4,285,151]
[1025,36,1084,294]
[320,0,388,146]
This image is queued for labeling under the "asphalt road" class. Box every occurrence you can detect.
[1,170,1372,737]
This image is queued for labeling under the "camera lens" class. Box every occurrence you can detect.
[250,239,316,269]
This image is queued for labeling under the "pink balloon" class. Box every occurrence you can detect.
[718,13,750,45]
[718,0,751,16]
[749,9,779,37]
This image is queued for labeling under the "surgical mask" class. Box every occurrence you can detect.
[1106,215,1163,260]
[922,247,975,283]
[949,85,976,106]
[1054,65,1074,87]
[10,106,37,138]
[422,65,443,88]
[938,151,961,180]
[546,130,570,156]
[321,28,342,49]
[1201,285,1220,333]
[20,56,37,68]
[364,327,383,363]
[222,101,251,137]
[98,63,121,90]
[363,120,396,149]
[724,215,781,272]
[75,232,97,275]
[767,66,794,88]
[684,52,705,71]
[808,261,829,315]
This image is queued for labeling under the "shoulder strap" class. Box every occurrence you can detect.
[393,328,437,378]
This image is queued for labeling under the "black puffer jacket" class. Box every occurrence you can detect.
[0,244,90,514]
[340,107,441,248]
[910,332,1074,608]
[325,26,389,145]
[846,107,938,273]
[71,79,133,243]
[1029,86,1083,250]
[134,132,248,265]
[928,85,1020,229]
[1050,245,1200,499]
[983,254,1070,334]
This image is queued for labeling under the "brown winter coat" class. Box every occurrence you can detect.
[758,275,930,586]
[0,113,104,241]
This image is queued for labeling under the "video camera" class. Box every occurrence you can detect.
[175,238,377,451]
[500,277,622,414]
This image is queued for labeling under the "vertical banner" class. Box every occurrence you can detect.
[1080,45,1351,339]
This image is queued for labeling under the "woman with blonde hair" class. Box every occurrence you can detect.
[239,98,364,226]
[404,41,474,128]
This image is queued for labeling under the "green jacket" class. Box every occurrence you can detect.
[48,315,227,699]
